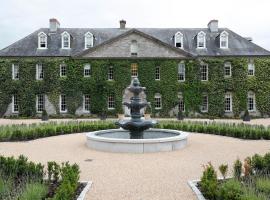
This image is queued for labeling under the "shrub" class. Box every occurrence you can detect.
[255,177,270,195]
[18,182,48,200]
[251,154,265,173]
[234,159,243,179]
[219,164,228,179]
[218,179,243,200]
[240,188,268,200]
[200,163,218,199]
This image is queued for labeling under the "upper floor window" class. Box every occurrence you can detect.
[36,94,45,113]
[131,63,138,77]
[175,32,183,48]
[154,93,162,109]
[12,64,19,80]
[225,92,232,112]
[201,94,208,112]
[197,31,206,48]
[130,40,138,56]
[60,64,67,77]
[155,66,160,80]
[220,31,229,48]
[36,64,44,80]
[61,31,70,49]
[108,94,115,109]
[12,94,19,113]
[200,64,208,81]
[85,32,94,49]
[178,92,185,112]
[84,64,91,77]
[247,91,256,112]
[108,66,114,80]
[59,94,67,113]
[178,62,185,82]
[248,59,255,76]
[83,95,90,113]
[224,62,232,77]
[38,32,47,49]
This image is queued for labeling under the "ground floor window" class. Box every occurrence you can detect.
[201,94,208,112]
[36,94,45,113]
[108,95,115,109]
[60,94,67,113]
[12,94,19,113]
[178,92,185,112]
[154,93,162,109]
[83,95,90,112]
[247,92,256,112]
[225,93,232,112]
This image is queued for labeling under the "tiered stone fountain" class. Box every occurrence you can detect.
[86,78,188,153]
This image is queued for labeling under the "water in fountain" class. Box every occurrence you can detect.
[115,78,157,139]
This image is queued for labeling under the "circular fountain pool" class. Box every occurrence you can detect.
[86,129,189,153]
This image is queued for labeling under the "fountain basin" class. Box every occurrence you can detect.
[86,129,189,153]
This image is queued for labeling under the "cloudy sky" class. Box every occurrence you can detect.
[0,0,269,50]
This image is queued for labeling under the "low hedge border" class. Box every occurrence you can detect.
[1,120,270,142]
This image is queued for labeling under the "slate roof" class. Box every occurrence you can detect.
[0,27,269,57]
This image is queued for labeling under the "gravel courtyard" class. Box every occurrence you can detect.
[1,132,270,200]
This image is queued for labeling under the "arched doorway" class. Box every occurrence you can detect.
[122,88,146,116]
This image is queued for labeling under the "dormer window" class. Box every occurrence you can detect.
[174,32,183,48]
[38,32,47,49]
[220,31,229,48]
[197,31,206,49]
[61,31,70,49]
[85,32,93,49]
[130,40,138,56]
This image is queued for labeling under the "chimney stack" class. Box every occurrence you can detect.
[208,20,218,32]
[49,18,60,32]
[119,20,126,29]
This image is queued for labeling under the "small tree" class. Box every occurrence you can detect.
[177,109,184,120]
[233,159,242,179]
[219,164,228,180]
[242,110,250,122]
[200,162,218,199]
[41,110,49,121]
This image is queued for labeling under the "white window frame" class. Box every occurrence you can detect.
[224,93,232,113]
[84,64,91,77]
[247,92,256,112]
[84,32,94,49]
[220,31,229,49]
[38,32,47,49]
[36,94,45,113]
[130,40,138,56]
[61,31,71,49]
[200,64,208,81]
[83,95,90,113]
[155,66,160,81]
[154,93,162,110]
[248,59,255,76]
[108,66,114,81]
[107,94,115,110]
[201,94,208,113]
[174,32,183,49]
[12,94,19,113]
[60,64,67,77]
[224,62,232,77]
[197,31,206,49]
[36,64,44,80]
[59,94,67,113]
[178,92,185,112]
[12,64,19,80]
[178,62,185,82]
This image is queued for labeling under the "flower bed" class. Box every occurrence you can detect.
[0,155,90,200]
[189,152,270,200]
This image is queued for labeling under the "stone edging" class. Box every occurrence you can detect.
[187,180,206,200]
[77,181,92,200]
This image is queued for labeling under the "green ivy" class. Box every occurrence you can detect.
[0,57,270,118]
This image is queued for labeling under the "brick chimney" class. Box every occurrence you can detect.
[119,20,126,29]
[49,18,60,32]
[208,20,218,32]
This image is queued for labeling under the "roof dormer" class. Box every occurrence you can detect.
[197,31,206,49]
[174,32,183,49]
[61,31,71,49]
[38,32,47,49]
[84,32,94,49]
[220,31,229,49]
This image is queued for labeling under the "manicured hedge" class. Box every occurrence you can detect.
[1,120,270,142]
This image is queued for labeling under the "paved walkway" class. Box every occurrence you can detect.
[1,133,270,200]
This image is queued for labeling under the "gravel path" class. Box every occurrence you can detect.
[0,133,270,200]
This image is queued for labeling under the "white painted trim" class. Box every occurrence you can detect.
[37,32,47,49]
[12,64,19,80]
[197,31,206,49]
[225,92,233,113]
[59,95,67,113]
[84,32,94,49]
[224,62,232,77]
[200,64,208,81]
[200,94,208,113]
[36,64,44,80]
[177,62,185,82]
[84,64,91,77]
[220,31,229,49]
[83,95,90,113]
[247,92,256,112]
[61,31,71,49]
[12,95,19,114]
[77,181,92,200]
[174,31,184,49]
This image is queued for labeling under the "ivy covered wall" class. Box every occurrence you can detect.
[0,57,270,118]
